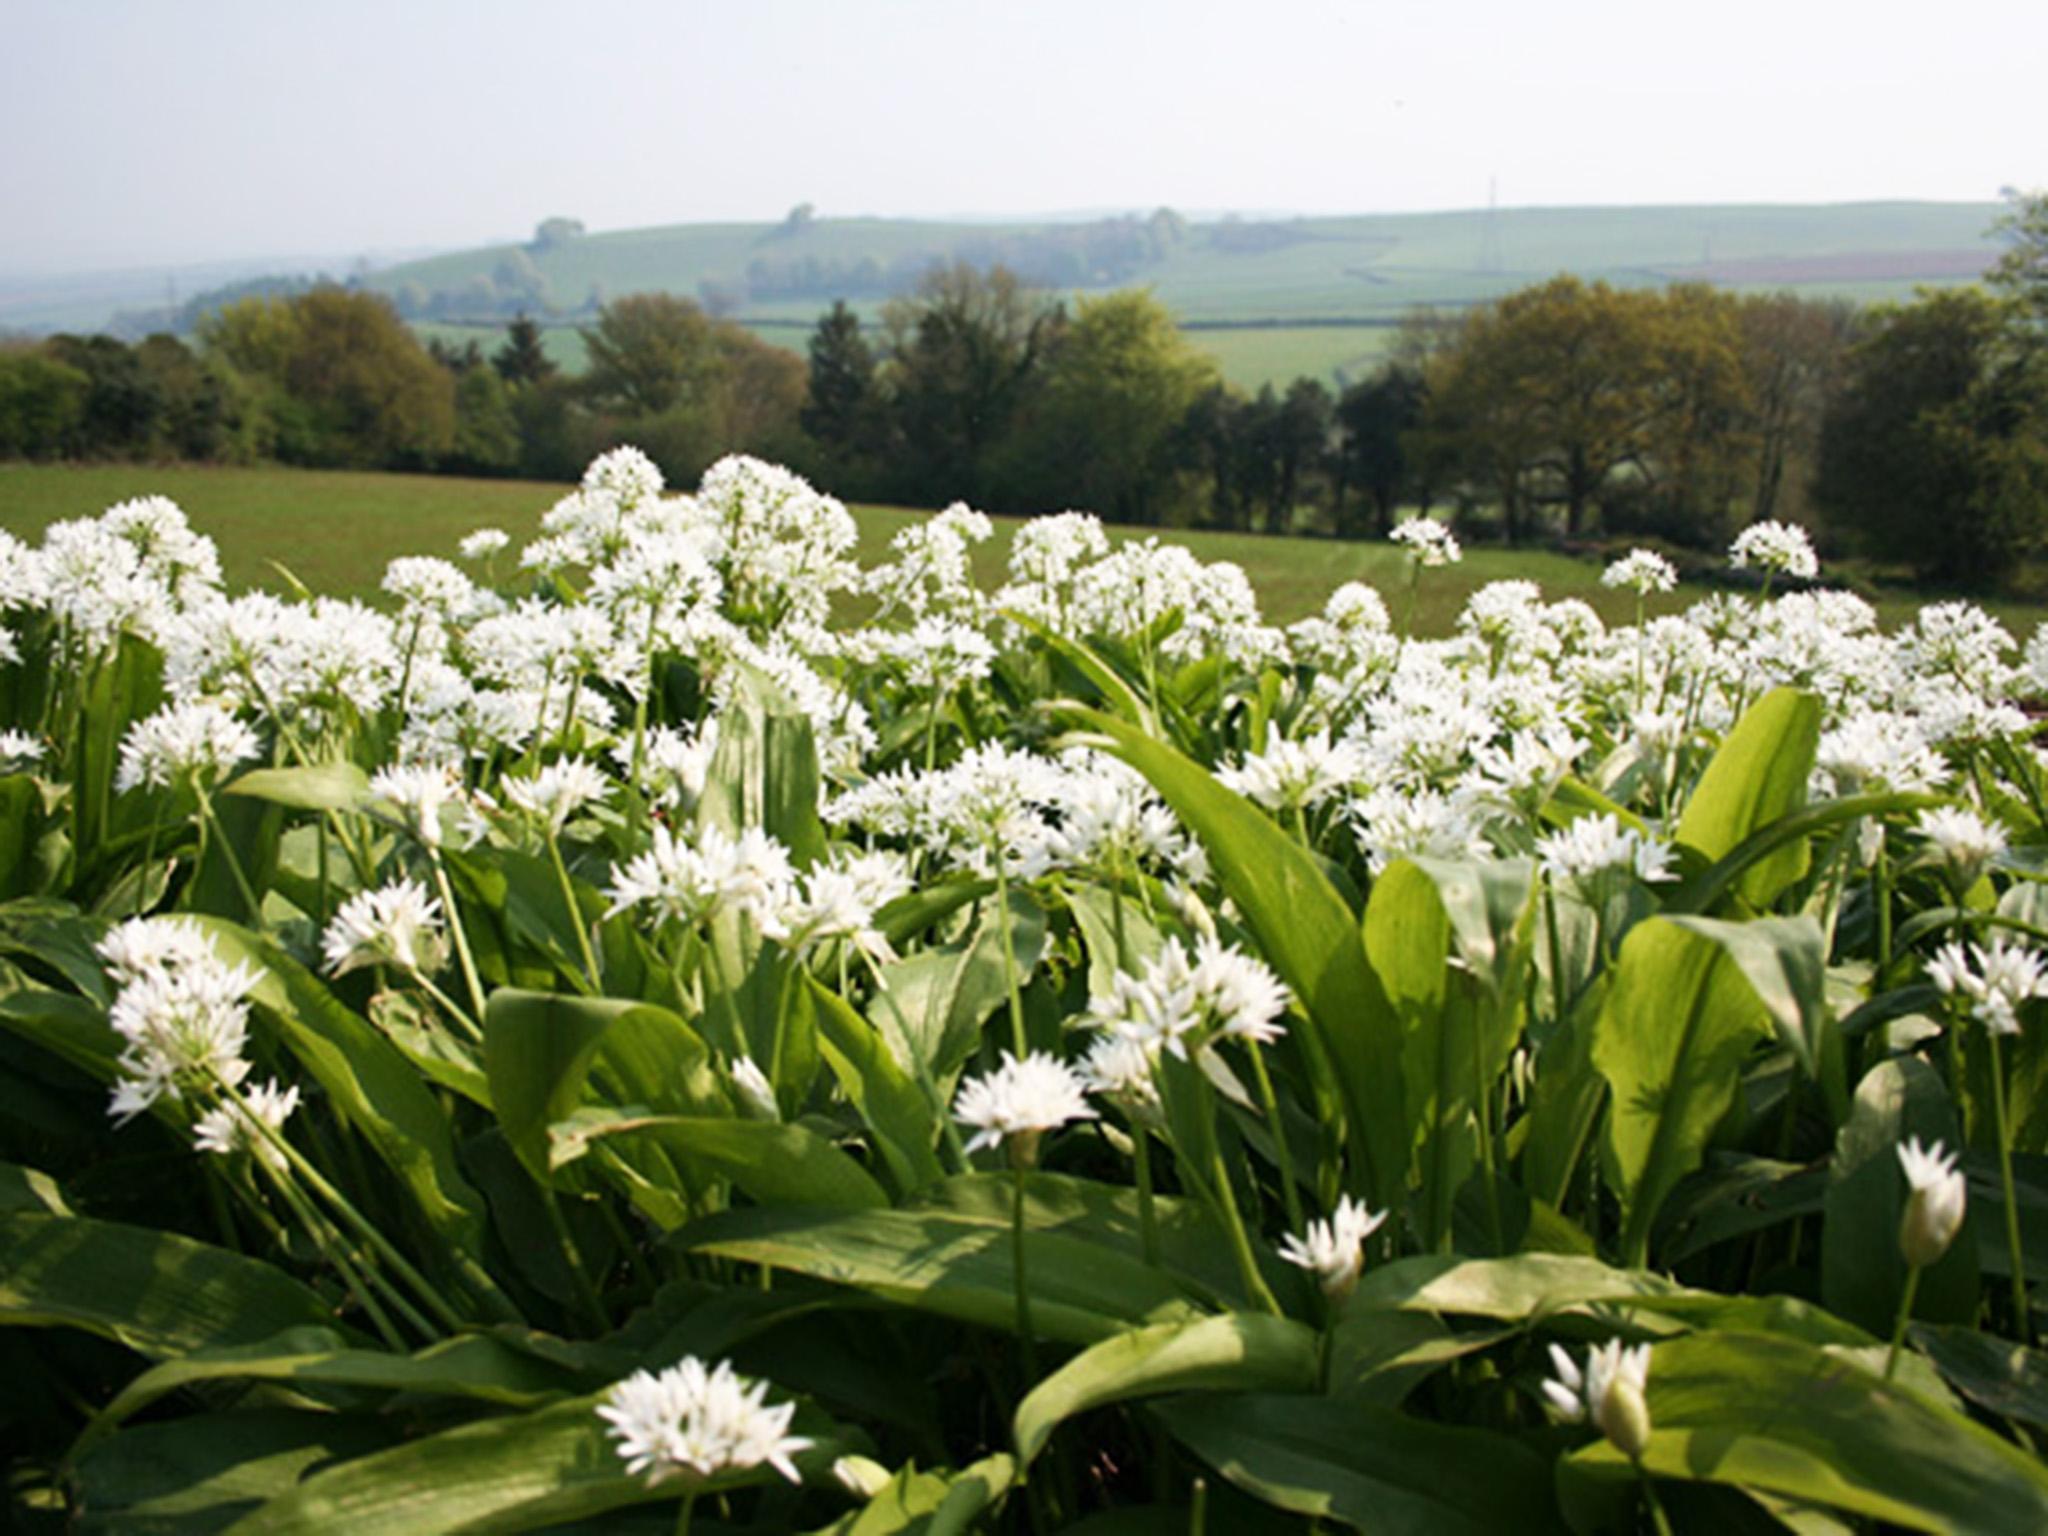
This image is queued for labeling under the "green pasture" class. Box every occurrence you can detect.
[3,461,2039,637]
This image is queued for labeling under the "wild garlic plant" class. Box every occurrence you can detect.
[9,455,2048,1531]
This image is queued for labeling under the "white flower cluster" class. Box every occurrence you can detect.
[597,1356,810,1487]
[1084,936,1292,1078]
[1390,516,1461,568]
[97,918,260,1123]
[115,701,261,792]
[1926,936,2048,1035]
[1728,520,1819,580]
[953,1050,1098,1155]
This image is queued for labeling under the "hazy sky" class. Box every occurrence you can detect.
[3,0,2040,274]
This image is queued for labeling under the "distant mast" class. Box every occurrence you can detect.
[1478,177,1502,275]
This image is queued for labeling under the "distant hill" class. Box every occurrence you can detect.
[363,201,2006,329]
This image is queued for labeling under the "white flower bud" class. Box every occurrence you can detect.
[1896,1136,1967,1270]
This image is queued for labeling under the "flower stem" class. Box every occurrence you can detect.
[1638,1465,1674,1536]
[1012,1159,1040,1382]
[992,857,1028,1057]
[544,829,603,994]
[1131,1119,1162,1267]
[193,784,262,921]
[1247,1042,1304,1238]
[1885,1263,1924,1381]
[428,849,490,1028]
[1987,1029,2032,1343]
[674,1489,696,1536]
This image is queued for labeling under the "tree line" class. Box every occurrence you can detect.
[4,190,2044,588]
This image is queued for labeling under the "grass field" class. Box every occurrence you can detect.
[368,202,2002,329]
[4,461,2041,638]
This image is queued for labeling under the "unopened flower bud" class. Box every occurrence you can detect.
[730,1056,779,1122]
[1896,1136,1966,1270]
[1593,1369,1654,1462]
[833,1454,892,1498]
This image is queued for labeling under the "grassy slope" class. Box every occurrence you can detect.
[374,203,2002,323]
[6,462,2042,639]
[387,202,2001,391]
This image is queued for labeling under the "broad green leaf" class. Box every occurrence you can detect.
[1152,1392,1565,1534]
[79,1325,581,1453]
[1665,913,1844,1121]
[868,889,1047,1084]
[695,665,827,867]
[1054,704,1406,1211]
[913,1171,1304,1316]
[1666,791,1941,917]
[0,1160,68,1215]
[1366,860,1522,1252]
[1014,1312,1317,1465]
[192,919,512,1321]
[71,634,164,887]
[0,1211,337,1359]
[1569,1330,2048,1533]
[223,1390,851,1535]
[483,988,721,1180]
[74,1412,398,1536]
[810,978,946,1197]
[0,894,114,1001]
[1822,1058,1979,1334]
[810,1454,1015,1536]
[685,1204,1203,1345]
[1671,686,1821,908]
[550,1112,889,1212]
[222,763,370,813]
[1592,917,1771,1266]
[1007,609,1156,732]
[1910,1323,2048,1431]
[0,773,43,899]
[1348,1251,1688,1320]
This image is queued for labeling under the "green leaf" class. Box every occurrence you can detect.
[1568,1330,2048,1533]
[78,1325,582,1454]
[1366,860,1525,1251]
[223,1391,852,1535]
[1014,1312,1317,1466]
[1052,704,1406,1211]
[1152,1392,1565,1534]
[1671,687,1821,909]
[74,1412,398,1536]
[695,665,827,867]
[1592,917,1771,1266]
[868,890,1047,1084]
[1665,791,1941,917]
[685,1204,1204,1345]
[0,1211,337,1359]
[222,763,370,813]
[809,978,946,1198]
[0,773,44,899]
[1822,1057,1979,1334]
[1664,913,1846,1121]
[1910,1323,2048,1432]
[551,1112,890,1212]
[483,988,720,1180]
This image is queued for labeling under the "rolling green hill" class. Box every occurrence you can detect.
[377,201,2004,391]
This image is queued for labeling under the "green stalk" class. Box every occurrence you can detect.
[1987,1029,2033,1342]
[410,966,483,1042]
[1206,1139,1282,1317]
[428,848,490,1028]
[1131,1117,1162,1267]
[256,1148,406,1350]
[544,827,603,993]
[1247,1042,1304,1238]
[992,855,1029,1057]
[540,1179,609,1333]
[1885,1264,1924,1382]
[223,1074,465,1335]
[674,1489,696,1536]
[1639,1467,1675,1536]
[1011,1158,1041,1382]
[193,783,263,921]
[627,605,660,839]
